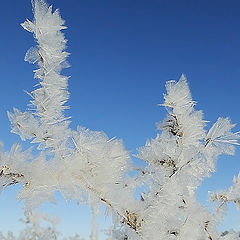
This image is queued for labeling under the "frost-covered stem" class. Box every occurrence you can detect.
[22,0,70,126]
[79,173,142,234]
[8,0,71,152]
[204,220,214,240]
[210,172,240,209]
[0,165,25,187]
[134,75,240,239]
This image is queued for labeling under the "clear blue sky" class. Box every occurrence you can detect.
[0,0,240,238]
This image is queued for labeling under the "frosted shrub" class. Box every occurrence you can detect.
[0,0,239,239]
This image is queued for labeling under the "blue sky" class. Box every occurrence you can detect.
[0,0,240,238]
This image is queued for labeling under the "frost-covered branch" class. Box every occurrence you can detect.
[8,0,71,152]
[210,172,240,209]
[1,0,240,239]
[131,75,240,239]
[1,1,139,238]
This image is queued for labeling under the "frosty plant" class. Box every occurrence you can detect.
[0,0,240,239]
[0,212,85,240]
